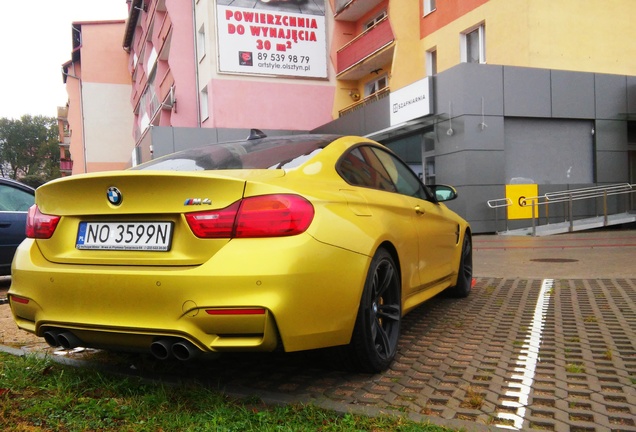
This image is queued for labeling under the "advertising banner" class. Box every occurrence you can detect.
[216,1,327,79]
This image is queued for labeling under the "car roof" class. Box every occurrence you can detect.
[0,177,36,193]
[132,134,343,172]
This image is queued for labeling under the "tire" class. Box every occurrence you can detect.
[346,248,401,373]
[447,233,473,298]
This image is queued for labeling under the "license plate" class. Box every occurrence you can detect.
[76,222,173,251]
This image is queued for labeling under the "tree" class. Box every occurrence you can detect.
[0,115,60,186]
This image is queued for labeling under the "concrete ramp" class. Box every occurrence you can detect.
[499,211,636,236]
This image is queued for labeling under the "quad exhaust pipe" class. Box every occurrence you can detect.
[43,329,83,349]
[172,340,200,361]
[149,338,175,360]
[150,338,203,361]
[43,330,205,361]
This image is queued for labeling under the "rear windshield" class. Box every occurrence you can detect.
[132,135,338,171]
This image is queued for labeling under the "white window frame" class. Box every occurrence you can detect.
[200,87,209,121]
[365,11,387,30]
[426,48,437,76]
[461,23,486,64]
[364,74,388,97]
[197,24,206,62]
[147,47,158,76]
[424,0,436,16]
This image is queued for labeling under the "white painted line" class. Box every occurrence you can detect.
[495,279,553,430]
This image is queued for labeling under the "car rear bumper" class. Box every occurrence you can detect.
[9,236,370,355]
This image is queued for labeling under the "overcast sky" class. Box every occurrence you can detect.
[0,0,129,120]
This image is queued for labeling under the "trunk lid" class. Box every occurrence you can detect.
[34,170,284,266]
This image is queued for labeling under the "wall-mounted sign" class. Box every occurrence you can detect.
[389,77,433,126]
[506,184,539,220]
[216,1,327,79]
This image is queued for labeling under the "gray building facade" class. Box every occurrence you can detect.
[313,63,636,233]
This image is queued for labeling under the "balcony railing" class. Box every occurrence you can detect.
[60,159,73,171]
[335,0,353,13]
[339,87,390,117]
[335,0,385,21]
[336,17,394,75]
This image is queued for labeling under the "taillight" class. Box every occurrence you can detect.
[185,201,241,238]
[235,195,314,237]
[185,194,314,239]
[26,205,60,239]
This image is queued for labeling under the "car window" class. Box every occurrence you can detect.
[337,146,397,192]
[132,135,338,171]
[0,183,34,212]
[370,147,430,200]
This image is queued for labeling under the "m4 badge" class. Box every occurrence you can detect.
[184,198,212,206]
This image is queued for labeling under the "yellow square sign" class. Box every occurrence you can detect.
[505,184,539,220]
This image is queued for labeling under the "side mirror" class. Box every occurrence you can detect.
[430,185,458,202]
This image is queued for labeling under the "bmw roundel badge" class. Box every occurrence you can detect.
[107,187,123,206]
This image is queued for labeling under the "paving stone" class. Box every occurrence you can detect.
[3,230,636,431]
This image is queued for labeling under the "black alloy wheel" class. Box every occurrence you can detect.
[348,248,401,373]
[447,233,473,298]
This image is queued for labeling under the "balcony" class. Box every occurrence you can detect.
[335,0,385,21]
[339,86,390,117]
[59,136,70,147]
[336,17,394,80]
[60,159,73,172]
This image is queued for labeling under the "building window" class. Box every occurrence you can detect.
[425,158,436,185]
[424,0,436,15]
[461,24,486,64]
[147,47,158,75]
[365,75,388,97]
[200,87,209,121]
[426,48,437,76]
[365,11,387,30]
[197,24,206,62]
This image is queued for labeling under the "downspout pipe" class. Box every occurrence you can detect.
[192,0,201,126]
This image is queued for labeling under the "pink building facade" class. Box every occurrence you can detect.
[124,0,336,162]
[62,20,134,174]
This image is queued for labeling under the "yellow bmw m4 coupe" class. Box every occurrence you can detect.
[9,133,471,372]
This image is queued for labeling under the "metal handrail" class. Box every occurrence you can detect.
[487,198,512,208]
[544,183,632,203]
[486,198,512,232]
[488,183,635,236]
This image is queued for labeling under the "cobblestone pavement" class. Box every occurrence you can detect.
[113,277,633,432]
[1,229,635,431]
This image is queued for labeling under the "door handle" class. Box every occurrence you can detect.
[414,206,425,215]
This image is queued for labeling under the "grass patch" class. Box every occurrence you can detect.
[460,387,484,410]
[565,363,586,374]
[0,352,459,431]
